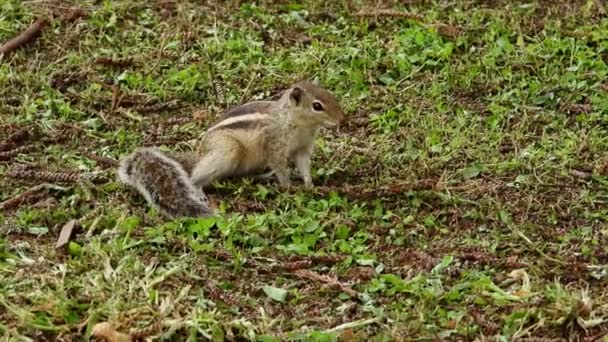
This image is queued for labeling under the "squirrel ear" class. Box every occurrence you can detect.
[290,87,303,106]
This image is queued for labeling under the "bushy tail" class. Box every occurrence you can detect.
[118,147,215,219]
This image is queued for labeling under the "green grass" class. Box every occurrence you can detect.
[2,0,608,340]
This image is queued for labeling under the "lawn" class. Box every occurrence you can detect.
[1,0,608,340]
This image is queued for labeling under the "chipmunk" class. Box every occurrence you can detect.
[118,81,346,219]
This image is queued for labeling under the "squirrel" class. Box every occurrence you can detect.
[118,81,346,219]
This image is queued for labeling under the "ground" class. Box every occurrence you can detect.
[1,0,608,341]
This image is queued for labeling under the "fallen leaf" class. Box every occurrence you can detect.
[462,164,483,179]
[340,328,354,342]
[262,285,288,303]
[57,219,78,248]
[91,322,132,342]
[508,269,531,297]
[569,169,591,179]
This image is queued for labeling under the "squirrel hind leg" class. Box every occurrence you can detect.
[191,143,243,188]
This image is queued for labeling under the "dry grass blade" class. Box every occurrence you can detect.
[0,16,49,56]
[595,0,606,16]
[326,317,381,333]
[110,85,121,113]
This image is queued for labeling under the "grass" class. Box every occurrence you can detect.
[1,0,608,340]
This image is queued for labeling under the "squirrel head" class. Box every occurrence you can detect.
[285,81,346,128]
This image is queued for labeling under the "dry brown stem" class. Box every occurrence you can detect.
[354,9,424,21]
[0,145,37,161]
[7,169,81,183]
[0,184,51,211]
[81,151,119,168]
[0,128,31,151]
[293,269,357,297]
[0,17,49,56]
[134,99,180,114]
[310,178,438,200]
[93,56,135,68]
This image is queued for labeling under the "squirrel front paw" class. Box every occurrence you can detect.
[278,181,292,191]
[302,176,313,187]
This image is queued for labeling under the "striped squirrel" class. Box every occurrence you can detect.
[118,81,346,219]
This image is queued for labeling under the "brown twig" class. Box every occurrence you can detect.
[133,99,180,114]
[583,330,608,342]
[434,23,463,40]
[110,85,121,113]
[130,322,162,341]
[0,17,49,56]
[0,183,51,211]
[163,116,192,126]
[7,169,81,184]
[61,8,87,22]
[0,128,31,151]
[213,80,226,107]
[204,282,241,306]
[273,260,313,272]
[353,9,424,21]
[93,56,135,68]
[309,178,437,200]
[288,254,346,266]
[514,338,567,342]
[49,70,89,92]
[470,309,500,335]
[293,269,358,297]
[81,151,119,168]
[352,8,461,39]
[0,145,37,161]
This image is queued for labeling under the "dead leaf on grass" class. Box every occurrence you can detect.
[91,322,132,342]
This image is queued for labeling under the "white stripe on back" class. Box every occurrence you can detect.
[208,112,270,132]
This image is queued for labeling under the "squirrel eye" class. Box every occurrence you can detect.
[312,102,324,111]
